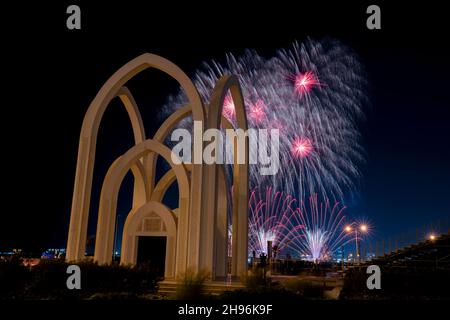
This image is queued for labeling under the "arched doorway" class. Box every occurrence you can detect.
[121,201,177,279]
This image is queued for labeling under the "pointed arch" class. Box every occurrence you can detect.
[93,139,191,276]
[202,75,249,277]
[67,53,205,261]
[146,104,234,270]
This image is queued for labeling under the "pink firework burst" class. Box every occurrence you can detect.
[291,137,313,158]
[249,99,266,123]
[222,94,235,120]
[294,71,320,97]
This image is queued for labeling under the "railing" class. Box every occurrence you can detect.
[360,217,450,260]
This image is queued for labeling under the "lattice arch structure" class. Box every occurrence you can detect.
[66,53,249,280]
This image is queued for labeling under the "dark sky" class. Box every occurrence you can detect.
[2,1,449,252]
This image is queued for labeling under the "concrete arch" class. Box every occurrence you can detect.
[214,165,229,278]
[202,75,249,277]
[67,86,146,261]
[129,158,150,209]
[148,106,233,192]
[149,102,234,202]
[106,155,150,209]
[121,201,177,279]
[147,105,191,193]
[151,164,192,203]
[67,53,205,261]
[94,139,191,276]
[149,164,229,278]
[146,104,234,271]
[147,76,249,277]
[67,53,249,285]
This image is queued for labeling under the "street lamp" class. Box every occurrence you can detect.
[344,226,354,264]
[429,234,436,241]
[345,223,368,264]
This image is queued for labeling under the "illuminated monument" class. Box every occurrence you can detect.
[66,53,249,280]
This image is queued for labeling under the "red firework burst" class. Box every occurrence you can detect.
[291,137,313,158]
[294,71,320,97]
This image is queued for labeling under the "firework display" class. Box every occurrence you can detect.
[163,38,368,261]
[247,188,301,256]
[287,194,353,261]
[248,188,353,261]
[163,38,367,201]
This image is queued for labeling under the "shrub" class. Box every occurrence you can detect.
[0,258,160,300]
[241,268,270,292]
[175,269,210,300]
[27,259,76,299]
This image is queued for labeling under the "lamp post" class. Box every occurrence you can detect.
[345,223,368,265]
[428,234,438,269]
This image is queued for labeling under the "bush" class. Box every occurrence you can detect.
[79,261,160,295]
[0,258,160,300]
[241,268,270,292]
[27,259,77,299]
[175,269,210,300]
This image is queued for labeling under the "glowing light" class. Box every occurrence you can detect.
[360,224,367,232]
[304,228,329,262]
[294,71,320,97]
[256,230,276,253]
[429,234,436,241]
[345,226,352,233]
[291,137,313,158]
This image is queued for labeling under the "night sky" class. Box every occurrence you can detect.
[2,1,449,252]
